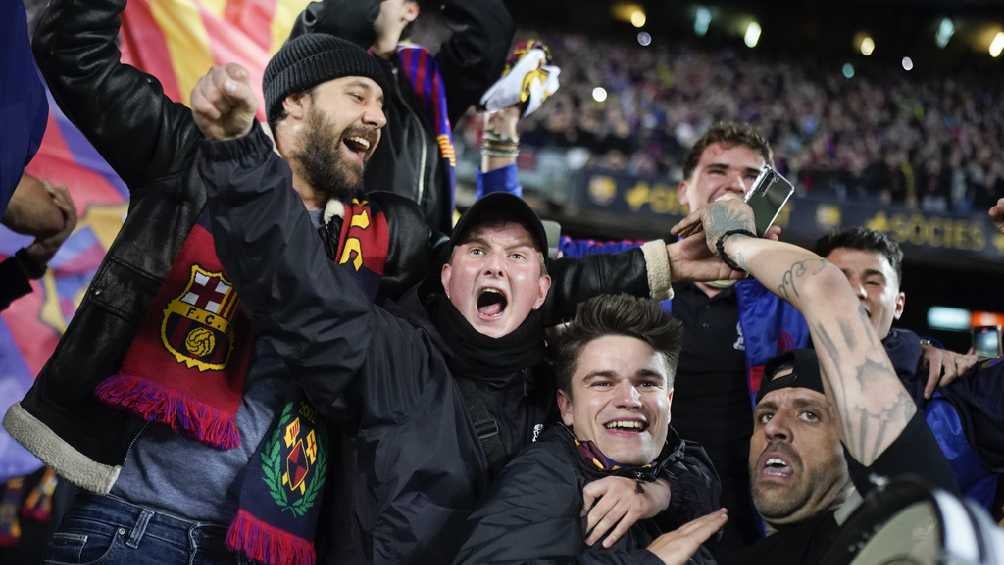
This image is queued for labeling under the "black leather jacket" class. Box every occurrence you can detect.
[292,0,515,233]
[5,0,665,497]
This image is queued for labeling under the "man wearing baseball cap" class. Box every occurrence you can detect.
[736,347,959,563]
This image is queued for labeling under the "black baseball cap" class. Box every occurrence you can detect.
[450,193,548,255]
[756,348,826,405]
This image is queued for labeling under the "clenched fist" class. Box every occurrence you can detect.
[191,63,258,141]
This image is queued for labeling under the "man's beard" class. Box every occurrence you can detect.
[298,108,366,202]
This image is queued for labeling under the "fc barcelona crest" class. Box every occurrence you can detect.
[160,264,240,371]
[262,401,327,516]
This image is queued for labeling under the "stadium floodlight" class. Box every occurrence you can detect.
[744,21,762,48]
[856,33,876,56]
[991,32,1004,58]
[936,18,954,48]
[630,9,646,28]
[694,7,712,36]
[902,56,914,71]
[637,31,652,47]
[592,87,608,103]
[928,307,971,331]
[841,63,855,79]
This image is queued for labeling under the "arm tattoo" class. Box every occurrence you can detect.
[776,258,828,301]
[812,320,915,465]
[705,203,753,245]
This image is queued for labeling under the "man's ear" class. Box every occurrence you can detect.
[893,291,906,320]
[557,389,574,427]
[665,389,675,424]
[677,179,691,212]
[440,262,452,299]
[532,272,551,310]
[281,91,311,122]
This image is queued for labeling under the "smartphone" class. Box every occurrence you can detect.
[972,325,1002,358]
[745,165,795,236]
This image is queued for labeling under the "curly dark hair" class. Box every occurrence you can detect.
[682,121,774,181]
[555,294,682,397]
[815,227,904,283]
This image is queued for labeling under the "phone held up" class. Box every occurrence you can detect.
[972,325,1002,358]
[745,165,796,237]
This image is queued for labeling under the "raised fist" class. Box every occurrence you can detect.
[191,63,258,141]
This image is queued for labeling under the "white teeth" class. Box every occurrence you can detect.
[766,458,787,467]
[346,136,371,150]
[605,420,645,430]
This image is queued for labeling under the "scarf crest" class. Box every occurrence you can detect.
[93,198,391,565]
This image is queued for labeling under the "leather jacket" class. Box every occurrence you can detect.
[291,0,515,233]
[5,0,670,497]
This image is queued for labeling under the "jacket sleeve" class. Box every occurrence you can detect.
[0,256,33,311]
[197,124,427,414]
[437,0,515,125]
[32,0,201,190]
[2,0,47,210]
[542,240,672,324]
[660,442,721,531]
[455,449,662,565]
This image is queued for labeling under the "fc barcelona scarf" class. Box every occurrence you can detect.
[94,215,252,448]
[397,44,457,213]
[93,198,391,565]
[227,199,390,565]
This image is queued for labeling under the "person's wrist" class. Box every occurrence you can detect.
[15,247,47,280]
[716,229,754,271]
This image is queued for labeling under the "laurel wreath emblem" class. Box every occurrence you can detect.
[261,402,327,517]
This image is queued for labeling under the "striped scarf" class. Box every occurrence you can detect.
[396,44,457,214]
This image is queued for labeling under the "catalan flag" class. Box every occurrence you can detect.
[0,0,309,480]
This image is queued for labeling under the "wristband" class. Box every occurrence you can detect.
[715,229,755,271]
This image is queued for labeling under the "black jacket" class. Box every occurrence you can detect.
[0,255,32,311]
[293,0,515,233]
[200,128,556,564]
[3,0,431,493]
[7,0,662,499]
[455,425,720,564]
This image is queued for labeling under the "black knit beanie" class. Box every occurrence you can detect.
[263,33,389,126]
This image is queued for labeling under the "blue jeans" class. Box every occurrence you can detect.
[43,493,249,565]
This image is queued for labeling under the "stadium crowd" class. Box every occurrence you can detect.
[456,31,1004,213]
[3,1,1004,565]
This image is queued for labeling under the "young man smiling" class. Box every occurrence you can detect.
[456,295,723,564]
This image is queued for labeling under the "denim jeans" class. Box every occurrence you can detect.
[43,493,249,565]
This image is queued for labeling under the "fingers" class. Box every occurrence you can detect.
[601,508,638,548]
[670,209,703,238]
[585,499,628,546]
[765,225,782,241]
[580,480,604,517]
[923,350,941,400]
[677,508,728,538]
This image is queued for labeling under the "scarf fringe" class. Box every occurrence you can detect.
[95,373,240,449]
[227,509,315,565]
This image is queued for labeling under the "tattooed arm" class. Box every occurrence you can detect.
[701,198,916,466]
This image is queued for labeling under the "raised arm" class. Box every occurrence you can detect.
[32,0,201,188]
[701,198,914,466]
[437,0,515,125]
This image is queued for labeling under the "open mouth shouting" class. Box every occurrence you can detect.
[756,446,798,482]
[340,128,377,166]
[476,287,509,321]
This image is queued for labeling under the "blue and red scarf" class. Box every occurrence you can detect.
[396,44,457,214]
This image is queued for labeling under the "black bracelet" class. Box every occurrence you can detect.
[715,229,755,271]
[15,248,47,280]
